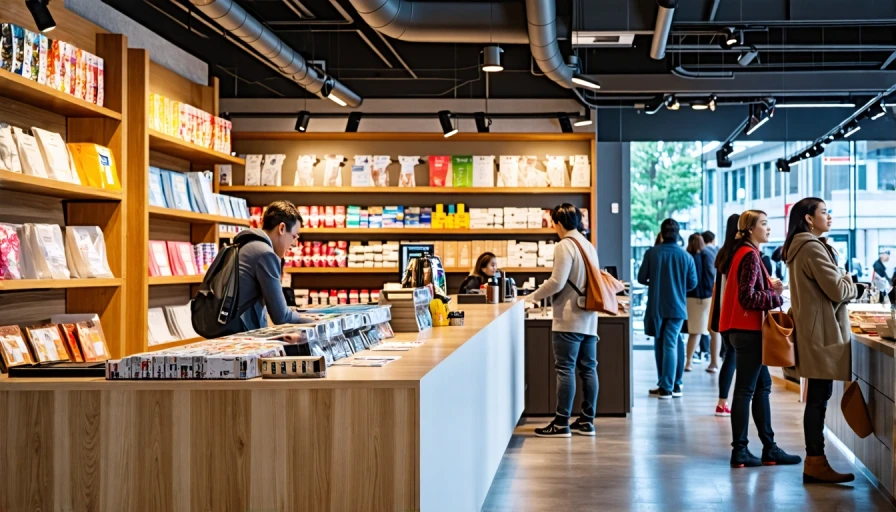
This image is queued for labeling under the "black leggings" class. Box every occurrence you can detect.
[805,378,833,457]
[718,334,736,400]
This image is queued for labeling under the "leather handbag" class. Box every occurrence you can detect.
[567,237,625,315]
[841,380,873,439]
[761,307,796,367]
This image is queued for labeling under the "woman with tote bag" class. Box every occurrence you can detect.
[782,197,858,484]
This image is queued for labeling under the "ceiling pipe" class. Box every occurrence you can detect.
[650,0,678,60]
[189,0,362,107]
[348,0,578,89]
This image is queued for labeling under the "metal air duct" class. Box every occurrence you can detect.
[348,0,577,89]
[189,0,362,107]
[649,0,678,60]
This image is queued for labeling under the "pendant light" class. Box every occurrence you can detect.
[482,46,504,72]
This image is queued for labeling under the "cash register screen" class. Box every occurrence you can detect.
[398,243,435,279]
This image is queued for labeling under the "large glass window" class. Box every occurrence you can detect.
[751,165,761,200]
[880,162,896,191]
[763,162,772,198]
[738,169,746,201]
[774,165,782,196]
[707,170,715,204]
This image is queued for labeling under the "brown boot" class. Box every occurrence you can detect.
[803,455,856,484]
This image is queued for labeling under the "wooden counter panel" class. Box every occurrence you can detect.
[0,387,417,512]
[854,333,896,358]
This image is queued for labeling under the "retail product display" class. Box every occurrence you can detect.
[67,143,121,190]
[12,126,47,177]
[58,323,83,362]
[64,226,113,278]
[429,156,451,186]
[261,356,327,378]
[32,128,80,183]
[0,223,22,280]
[0,315,109,370]
[351,155,373,186]
[147,241,214,276]
[150,166,248,219]
[378,287,434,332]
[108,340,285,380]
[399,156,421,187]
[261,154,286,186]
[0,325,34,369]
[296,289,381,306]
[294,154,317,186]
[148,93,232,153]
[147,303,199,345]
[570,155,591,187]
[0,123,21,172]
[0,24,105,106]
[19,223,69,279]
[323,155,346,186]
[24,323,69,363]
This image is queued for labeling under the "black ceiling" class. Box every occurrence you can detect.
[103,0,896,102]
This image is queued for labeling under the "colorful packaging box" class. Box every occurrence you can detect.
[96,55,104,106]
[36,34,47,85]
[85,52,96,104]
[18,28,34,79]
[0,24,17,72]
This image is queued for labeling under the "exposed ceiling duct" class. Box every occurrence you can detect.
[347,0,579,89]
[649,0,677,60]
[189,0,362,107]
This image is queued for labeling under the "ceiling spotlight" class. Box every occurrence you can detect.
[716,142,733,168]
[572,75,601,89]
[295,110,310,132]
[720,27,742,49]
[664,95,680,110]
[823,134,835,144]
[737,46,759,67]
[345,112,362,132]
[843,121,861,138]
[558,115,574,133]
[482,46,504,72]
[775,158,790,173]
[745,101,774,136]
[573,109,593,127]
[691,95,718,111]
[639,95,665,115]
[26,0,56,33]
[474,112,491,133]
[869,100,887,120]
[438,110,457,138]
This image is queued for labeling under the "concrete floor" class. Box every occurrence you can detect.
[482,350,895,512]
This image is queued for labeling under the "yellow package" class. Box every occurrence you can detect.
[429,299,450,327]
[67,143,121,191]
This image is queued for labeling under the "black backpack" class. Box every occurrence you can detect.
[191,232,268,339]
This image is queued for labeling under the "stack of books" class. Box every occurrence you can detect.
[149,167,248,219]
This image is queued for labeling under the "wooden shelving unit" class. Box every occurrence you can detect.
[284,267,551,274]
[0,278,122,291]
[221,185,591,195]
[148,129,245,166]
[148,206,250,225]
[0,169,123,200]
[148,275,205,286]
[0,3,129,359]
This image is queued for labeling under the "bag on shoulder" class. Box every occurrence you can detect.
[761,307,796,367]
[191,233,267,339]
[566,237,625,315]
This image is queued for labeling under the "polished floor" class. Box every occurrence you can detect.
[482,350,895,511]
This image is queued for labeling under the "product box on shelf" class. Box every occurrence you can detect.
[261,356,327,378]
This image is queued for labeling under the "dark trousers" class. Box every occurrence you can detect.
[805,378,833,457]
[718,334,736,400]
[729,331,775,451]
[699,333,710,355]
[553,331,599,425]
[654,318,685,392]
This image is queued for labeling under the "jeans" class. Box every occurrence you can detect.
[654,318,685,392]
[718,334,736,400]
[553,331,599,425]
[805,378,833,456]
[729,331,775,451]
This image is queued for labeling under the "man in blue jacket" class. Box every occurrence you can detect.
[638,219,698,399]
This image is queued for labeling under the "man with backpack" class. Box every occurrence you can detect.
[192,201,307,338]
[528,204,600,438]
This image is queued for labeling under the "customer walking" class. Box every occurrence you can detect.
[781,198,858,484]
[638,219,697,399]
[701,230,721,368]
[528,204,599,438]
[709,214,740,417]
[719,210,801,468]
[684,234,714,372]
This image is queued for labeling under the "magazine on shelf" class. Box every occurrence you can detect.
[148,167,167,207]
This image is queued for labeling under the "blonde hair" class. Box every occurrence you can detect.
[734,210,767,242]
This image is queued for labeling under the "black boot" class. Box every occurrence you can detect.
[731,448,763,468]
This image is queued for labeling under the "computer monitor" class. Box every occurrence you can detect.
[398,243,435,279]
[604,266,618,280]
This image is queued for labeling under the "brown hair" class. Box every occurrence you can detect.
[262,200,302,231]
[734,210,767,244]
[471,252,496,280]
[687,233,706,255]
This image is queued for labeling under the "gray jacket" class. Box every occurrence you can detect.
[233,229,303,331]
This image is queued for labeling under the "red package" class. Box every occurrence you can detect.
[335,206,346,228]
[324,206,335,228]
[309,206,320,228]
[58,324,84,362]
[0,224,22,280]
[429,156,451,186]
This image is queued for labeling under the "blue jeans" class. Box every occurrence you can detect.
[552,331,599,424]
[653,318,685,392]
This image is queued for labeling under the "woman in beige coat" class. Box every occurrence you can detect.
[782,197,858,485]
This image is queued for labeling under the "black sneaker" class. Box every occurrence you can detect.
[731,448,763,468]
[534,422,572,438]
[672,385,683,398]
[762,445,802,466]
[570,419,596,436]
[656,388,673,400]
[648,387,661,396]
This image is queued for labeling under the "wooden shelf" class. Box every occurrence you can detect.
[148,206,251,225]
[0,69,123,120]
[285,267,552,274]
[148,275,205,285]
[0,278,122,291]
[232,132,595,142]
[148,337,204,351]
[148,129,245,166]
[219,231,238,239]
[0,169,122,200]
[221,186,591,195]
[299,228,555,235]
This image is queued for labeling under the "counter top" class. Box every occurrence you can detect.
[853,332,896,358]
[0,300,524,390]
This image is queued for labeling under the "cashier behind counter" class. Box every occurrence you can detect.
[458,252,499,294]
[232,201,314,330]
